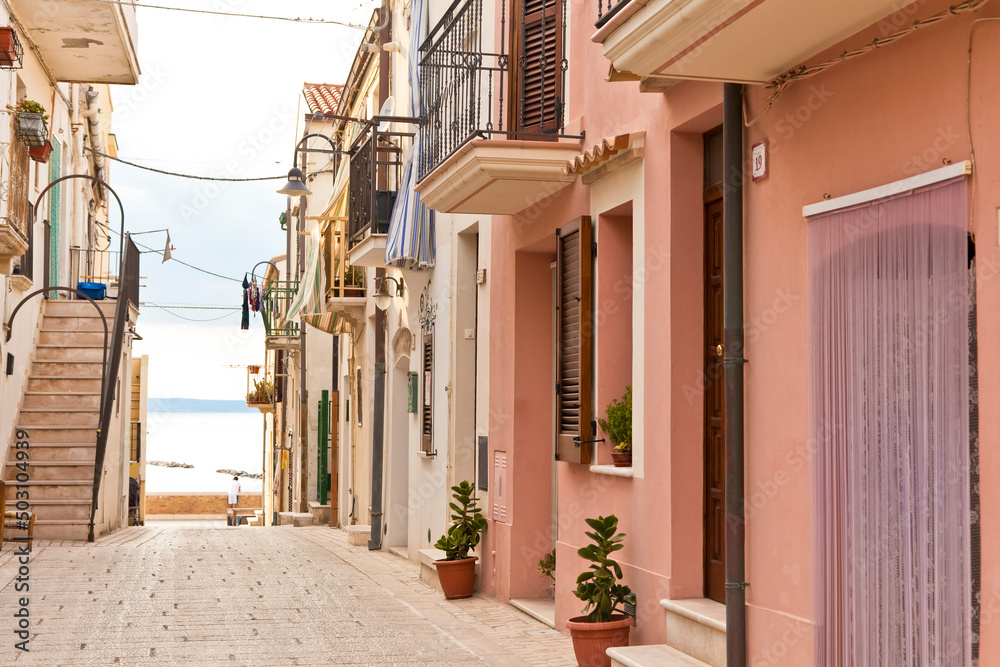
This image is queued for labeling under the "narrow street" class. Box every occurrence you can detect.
[0,523,576,666]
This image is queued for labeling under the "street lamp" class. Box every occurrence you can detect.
[373,275,404,311]
[276,167,312,197]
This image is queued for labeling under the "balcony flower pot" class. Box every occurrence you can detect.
[432,480,487,600]
[599,385,632,467]
[0,27,23,69]
[8,100,49,148]
[28,139,52,163]
[569,514,633,667]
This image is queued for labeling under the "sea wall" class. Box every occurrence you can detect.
[146,492,262,515]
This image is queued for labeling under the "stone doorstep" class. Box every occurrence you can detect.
[609,645,711,667]
[661,598,727,667]
[510,598,556,629]
[307,500,331,525]
[345,524,370,546]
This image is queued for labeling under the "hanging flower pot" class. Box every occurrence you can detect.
[0,27,23,69]
[28,139,52,163]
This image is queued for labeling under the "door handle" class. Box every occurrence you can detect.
[715,344,724,357]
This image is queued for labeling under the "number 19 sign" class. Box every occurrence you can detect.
[751,140,767,181]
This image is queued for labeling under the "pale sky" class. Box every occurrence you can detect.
[115,1,373,398]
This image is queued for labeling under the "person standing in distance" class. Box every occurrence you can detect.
[228,476,240,526]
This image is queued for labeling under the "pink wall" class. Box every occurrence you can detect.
[741,2,1000,662]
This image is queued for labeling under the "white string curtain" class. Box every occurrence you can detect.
[808,177,973,666]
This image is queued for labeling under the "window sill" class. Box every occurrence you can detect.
[589,464,633,478]
[417,450,437,459]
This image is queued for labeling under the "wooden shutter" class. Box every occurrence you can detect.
[510,0,564,135]
[421,332,433,453]
[555,217,593,464]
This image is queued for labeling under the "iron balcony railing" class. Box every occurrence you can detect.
[70,246,120,289]
[595,0,631,28]
[262,279,300,339]
[348,121,415,247]
[418,0,577,181]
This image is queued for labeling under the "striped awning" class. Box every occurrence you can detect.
[286,222,342,334]
[385,0,435,270]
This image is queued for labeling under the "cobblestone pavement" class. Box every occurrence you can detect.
[0,522,577,666]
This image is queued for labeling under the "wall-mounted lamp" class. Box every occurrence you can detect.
[373,276,404,311]
[276,167,312,197]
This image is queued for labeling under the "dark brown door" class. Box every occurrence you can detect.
[704,193,725,603]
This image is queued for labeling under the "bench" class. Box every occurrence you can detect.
[227,508,260,526]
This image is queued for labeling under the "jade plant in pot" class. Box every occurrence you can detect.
[567,514,633,667]
[599,385,632,467]
[433,480,487,599]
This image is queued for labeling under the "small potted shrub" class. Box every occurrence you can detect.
[8,99,48,147]
[566,514,633,667]
[433,480,487,599]
[343,265,364,297]
[538,548,555,598]
[599,385,631,467]
[246,377,273,413]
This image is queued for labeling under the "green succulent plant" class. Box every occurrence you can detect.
[573,514,633,623]
[434,481,487,561]
[538,549,556,582]
[599,385,632,452]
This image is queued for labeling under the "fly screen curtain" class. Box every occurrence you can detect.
[808,177,973,666]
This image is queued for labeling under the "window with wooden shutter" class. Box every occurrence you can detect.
[555,216,593,464]
[421,332,433,453]
[509,0,564,135]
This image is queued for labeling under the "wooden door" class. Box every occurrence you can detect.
[704,194,726,603]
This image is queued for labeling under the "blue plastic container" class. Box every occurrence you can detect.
[77,281,106,300]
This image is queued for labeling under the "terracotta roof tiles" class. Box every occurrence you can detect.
[303,83,344,115]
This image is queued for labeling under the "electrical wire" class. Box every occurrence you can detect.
[83,147,285,181]
[140,303,241,310]
[76,0,373,28]
[140,303,240,322]
[125,235,244,283]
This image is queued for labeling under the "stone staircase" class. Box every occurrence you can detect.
[609,598,726,667]
[4,298,115,540]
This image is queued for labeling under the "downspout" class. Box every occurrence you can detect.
[723,82,747,667]
[80,87,106,184]
[368,3,392,551]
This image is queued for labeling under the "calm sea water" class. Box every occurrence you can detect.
[145,411,265,493]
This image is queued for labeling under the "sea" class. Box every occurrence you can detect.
[145,399,265,494]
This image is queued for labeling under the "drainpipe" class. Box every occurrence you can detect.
[723,82,747,667]
[80,87,106,184]
[369,3,392,551]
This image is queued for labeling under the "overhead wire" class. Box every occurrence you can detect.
[76,0,374,28]
[83,147,284,181]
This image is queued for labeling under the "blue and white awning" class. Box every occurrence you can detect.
[385,0,435,270]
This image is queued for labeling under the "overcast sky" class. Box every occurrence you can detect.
[117,1,373,398]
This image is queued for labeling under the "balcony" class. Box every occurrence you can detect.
[593,0,911,83]
[324,219,366,322]
[262,279,300,350]
[413,0,582,215]
[347,121,414,267]
[9,0,140,84]
[0,121,29,268]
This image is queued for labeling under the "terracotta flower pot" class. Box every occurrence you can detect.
[610,449,632,468]
[28,141,52,163]
[434,556,477,599]
[566,614,632,667]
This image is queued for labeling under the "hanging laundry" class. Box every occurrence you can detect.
[241,274,250,330]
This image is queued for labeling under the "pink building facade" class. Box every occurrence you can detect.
[417,0,996,663]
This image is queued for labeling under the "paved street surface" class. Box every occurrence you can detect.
[0,522,576,666]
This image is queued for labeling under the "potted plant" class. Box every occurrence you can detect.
[433,480,487,599]
[246,377,273,413]
[343,265,364,297]
[0,27,23,69]
[538,548,556,598]
[7,100,48,147]
[28,139,52,163]
[599,385,632,467]
[566,514,633,667]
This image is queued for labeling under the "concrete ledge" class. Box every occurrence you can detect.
[307,501,331,525]
[278,512,295,526]
[291,513,314,527]
[510,598,556,628]
[609,645,710,667]
[346,525,370,546]
[419,548,446,592]
[589,464,634,478]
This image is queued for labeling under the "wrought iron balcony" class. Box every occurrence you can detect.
[347,120,415,266]
[595,0,630,29]
[414,0,583,214]
[262,279,300,349]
